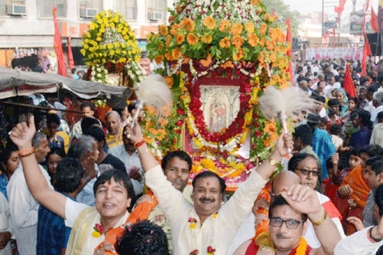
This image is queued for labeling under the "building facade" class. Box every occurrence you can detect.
[0,0,175,67]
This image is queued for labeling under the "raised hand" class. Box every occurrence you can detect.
[10,114,36,150]
[124,119,143,144]
[274,131,294,158]
[281,184,321,215]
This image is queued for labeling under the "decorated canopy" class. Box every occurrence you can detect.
[146,0,292,189]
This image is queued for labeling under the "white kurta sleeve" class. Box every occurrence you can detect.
[334,227,383,255]
[145,165,192,219]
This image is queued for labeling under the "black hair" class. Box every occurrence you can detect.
[47,113,61,126]
[378,111,383,122]
[161,150,192,172]
[360,144,383,157]
[269,195,308,222]
[348,97,359,108]
[316,96,326,103]
[54,157,84,193]
[116,220,169,255]
[81,117,100,135]
[293,124,313,146]
[0,143,19,165]
[47,147,66,159]
[375,184,383,217]
[328,98,341,107]
[357,110,372,129]
[365,156,383,175]
[87,126,106,143]
[367,86,377,94]
[192,171,226,194]
[128,101,138,113]
[330,124,342,136]
[113,101,128,117]
[93,169,135,201]
[80,101,95,110]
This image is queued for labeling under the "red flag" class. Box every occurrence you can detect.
[343,64,357,97]
[334,0,347,16]
[371,7,379,33]
[323,31,331,39]
[67,36,75,69]
[333,27,336,48]
[286,18,293,86]
[53,7,66,76]
[362,36,372,75]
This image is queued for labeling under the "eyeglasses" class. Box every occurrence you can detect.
[296,169,320,177]
[270,217,304,229]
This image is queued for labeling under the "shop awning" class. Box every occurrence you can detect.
[0,66,130,100]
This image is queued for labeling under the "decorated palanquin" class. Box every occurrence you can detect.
[80,10,146,119]
[145,0,292,190]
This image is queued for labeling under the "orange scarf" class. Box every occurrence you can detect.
[340,165,370,208]
[94,190,158,254]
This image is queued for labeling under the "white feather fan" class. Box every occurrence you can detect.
[259,86,316,132]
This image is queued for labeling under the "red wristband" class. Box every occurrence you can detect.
[134,138,145,149]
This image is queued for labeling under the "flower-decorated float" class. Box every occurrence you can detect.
[146,0,291,191]
[80,10,146,118]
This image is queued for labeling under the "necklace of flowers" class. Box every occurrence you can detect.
[188,212,218,255]
[92,223,103,238]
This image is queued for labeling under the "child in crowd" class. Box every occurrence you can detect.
[330,124,344,151]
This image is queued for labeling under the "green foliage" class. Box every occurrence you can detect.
[262,0,300,36]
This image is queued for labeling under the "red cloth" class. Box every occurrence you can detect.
[371,7,379,33]
[53,7,66,76]
[334,0,347,16]
[245,241,313,255]
[362,36,372,76]
[344,64,357,97]
[67,36,74,69]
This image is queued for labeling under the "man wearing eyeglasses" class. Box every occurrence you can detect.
[234,184,341,255]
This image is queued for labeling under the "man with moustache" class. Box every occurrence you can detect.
[124,120,294,254]
[234,187,341,255]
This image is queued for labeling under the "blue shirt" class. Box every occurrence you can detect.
[37,193,74,255]
[312,128,336,180]
[349,127,372,149]
[0,173,9,200]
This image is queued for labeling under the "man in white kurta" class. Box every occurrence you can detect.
[7,132,52,255]
[7,164,52,255]
[146,164,267,255]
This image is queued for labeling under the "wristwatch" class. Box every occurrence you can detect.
[268,155,278,166]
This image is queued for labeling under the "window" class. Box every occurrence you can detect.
[0,0,25,16]
[79,0,102,10]
[37,0,66,18]
[116,0,136,20]
[146,0,166,21]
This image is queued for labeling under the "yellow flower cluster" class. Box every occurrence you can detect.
[148,13,288,65]
[80,10,141,67]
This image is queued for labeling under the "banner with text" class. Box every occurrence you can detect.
[305,47,363,61]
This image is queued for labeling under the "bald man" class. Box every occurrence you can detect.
[105,111,123,149]
[227,171,300,254]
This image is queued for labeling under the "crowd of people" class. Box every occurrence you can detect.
[2,56,383,255]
